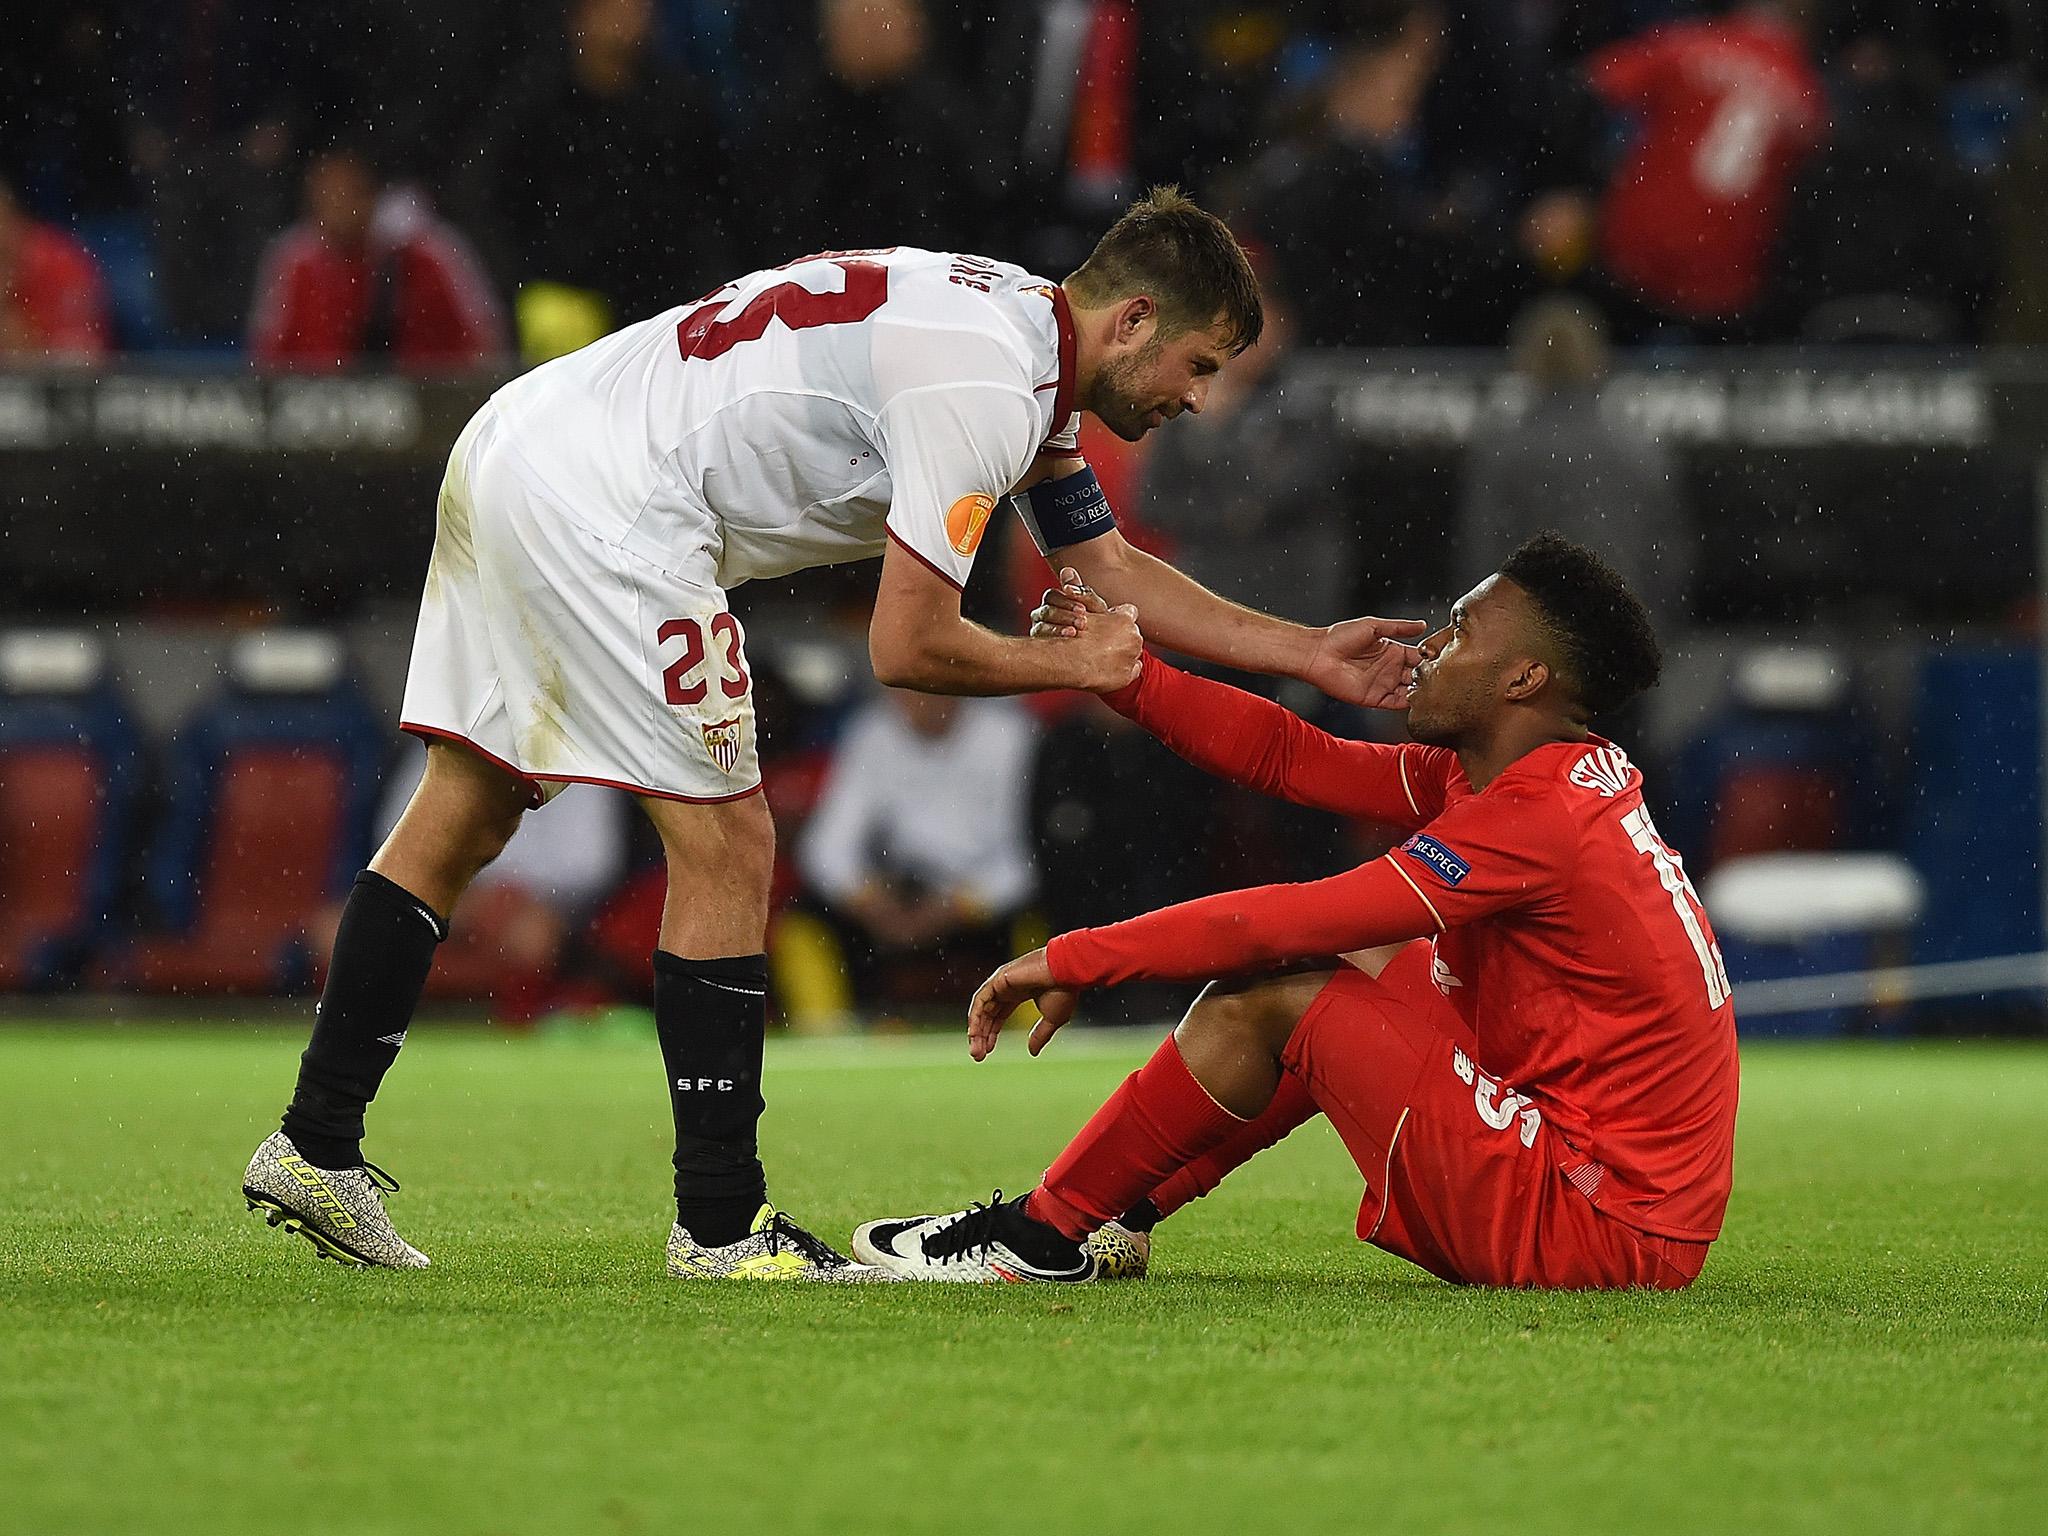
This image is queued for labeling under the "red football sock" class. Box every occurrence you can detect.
[1025,1033,1245,1241]
[1150,1067,1318,1220]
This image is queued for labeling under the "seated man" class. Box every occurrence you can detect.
[793,687,1039,1022]
[854,534,1738,1288]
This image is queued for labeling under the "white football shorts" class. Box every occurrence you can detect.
[399,404,762,807]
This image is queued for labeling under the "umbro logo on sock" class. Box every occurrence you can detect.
[378,1031,408,1048]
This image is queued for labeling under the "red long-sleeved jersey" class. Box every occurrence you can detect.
[1046,658,1739,1242]
[1587,13,1826,321]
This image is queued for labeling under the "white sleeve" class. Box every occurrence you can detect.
[958,707,1039,913]
[872,324,1041,589]
[797,714,890,905]
[1041,411,1081,455]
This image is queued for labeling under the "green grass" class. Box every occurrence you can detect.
[3,1025,2043,1536]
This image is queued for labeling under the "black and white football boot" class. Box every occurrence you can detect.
[852,1192,1097,1284]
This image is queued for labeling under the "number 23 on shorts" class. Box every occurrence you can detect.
[659,613,751,707]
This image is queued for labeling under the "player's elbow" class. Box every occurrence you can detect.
[868,627,935,691]
[870,655,922,690]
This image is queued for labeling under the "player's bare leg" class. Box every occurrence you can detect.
[855,970,1336,1283]
[641,791,879,1280]
[1107,949,1409,1261]
[1122,946,1409,1245]
[368,742,533,918]
[246,742,529,1267]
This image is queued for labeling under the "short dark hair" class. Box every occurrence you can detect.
[1499,533,1663,717]
[1065,186,1264,354]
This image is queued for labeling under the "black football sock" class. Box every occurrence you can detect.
[1117,1197,1164,1234]
[280,870,447,1169]
[654,949,770,1247]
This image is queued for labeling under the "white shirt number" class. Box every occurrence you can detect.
[1622,805,1732,1010]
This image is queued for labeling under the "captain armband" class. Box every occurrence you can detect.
[1013,465,1118,555]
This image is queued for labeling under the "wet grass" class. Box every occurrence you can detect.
[3,1026,2042,1536]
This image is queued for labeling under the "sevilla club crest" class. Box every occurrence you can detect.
[701,716,744,775]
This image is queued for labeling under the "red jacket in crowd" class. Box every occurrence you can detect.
[2,223,111,360]
[249,193,506,372]
[1589,11,1827,322]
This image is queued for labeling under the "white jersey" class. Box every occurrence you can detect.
[486,247,1081,591]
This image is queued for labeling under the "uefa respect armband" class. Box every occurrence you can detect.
[1013,465,1117,554]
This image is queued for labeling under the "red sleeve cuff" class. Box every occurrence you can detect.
[1099,651,1154,716]
[1045,931,1085,989]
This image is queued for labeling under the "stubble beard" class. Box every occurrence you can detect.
[1404,688,1469,748]
[1086,341,1165,442]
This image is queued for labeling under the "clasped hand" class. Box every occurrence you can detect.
[1034,570,1424,710]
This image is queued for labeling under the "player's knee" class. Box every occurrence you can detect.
[1178,974,1319,1060]
[1176,983,1266,1058]
[717,795,775,879]
[653,792,774,887]
[461,803,525,871]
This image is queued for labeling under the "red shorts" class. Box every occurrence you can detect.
[1283,944,1709,1290]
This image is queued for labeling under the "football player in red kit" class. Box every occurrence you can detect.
[854,533,1738,1288]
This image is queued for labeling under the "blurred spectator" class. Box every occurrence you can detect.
[1238,1,1528,346]
[1585,0,1827,338]
[971,2,1230,273]
[1769,31,1994,342]
[1458,295,1683,628]
[1131,283,1354,627]
[793,689,1037,1018]
[0,178,111,362]
[746,0,993,260]
[248,146,507,373]
[0,10,139,222]
[1459,294,1681,758]
[461,0,734,362]
[127,1,307,346]
[279,3,563,199]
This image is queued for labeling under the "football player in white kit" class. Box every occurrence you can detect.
[241,189,1424,1278]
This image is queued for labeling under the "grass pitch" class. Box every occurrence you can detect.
[3,1023,2043,1536]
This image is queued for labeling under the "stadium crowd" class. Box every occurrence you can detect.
[2,0,2043,364]
[2,0,2037,1028]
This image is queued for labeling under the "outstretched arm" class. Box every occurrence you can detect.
[967,782,1577,1057]
[1050,857,1442,989]
[1101,650,1445,825]
[1055,528,1423,708]
[965,857,1437,1058]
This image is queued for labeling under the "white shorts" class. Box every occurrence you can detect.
[399,404,762,807]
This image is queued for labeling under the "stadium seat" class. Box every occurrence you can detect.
[1704,852,1926,1037]
[0,632,142,990]
[107,633,385,995]
[1674,646,1908,1035]
[1904,647,2042,992]
[1669,646,1883,871]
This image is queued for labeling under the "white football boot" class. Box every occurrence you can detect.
[853,1193,1097,1284]
[241,1131,430,1269]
